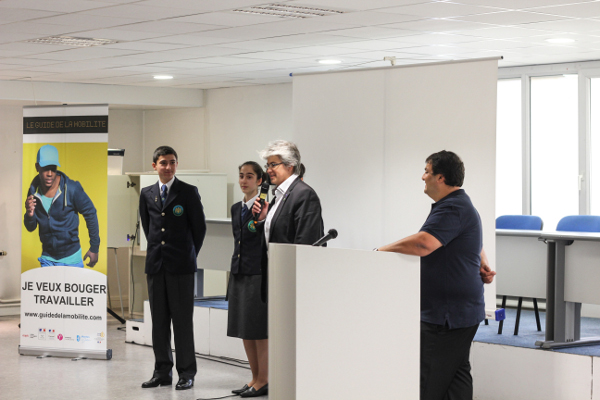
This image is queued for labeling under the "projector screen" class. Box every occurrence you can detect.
[292,57,499,308]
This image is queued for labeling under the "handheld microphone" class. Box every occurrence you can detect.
[253,174,271,222]
[312,229,338,247]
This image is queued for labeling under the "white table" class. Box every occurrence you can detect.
[497,229,600,349]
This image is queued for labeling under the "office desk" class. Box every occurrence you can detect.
[496,230,546,300]
[497,229,600,349]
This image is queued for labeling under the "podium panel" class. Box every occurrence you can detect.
[269,244,420,399]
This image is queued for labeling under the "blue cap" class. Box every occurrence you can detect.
[36,144,61,167]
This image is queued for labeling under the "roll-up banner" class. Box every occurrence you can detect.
[20,105,111,360]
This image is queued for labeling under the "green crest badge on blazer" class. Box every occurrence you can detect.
[247,220,257,232]
[173,205,184,216]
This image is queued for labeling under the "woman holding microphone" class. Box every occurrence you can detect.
[228,161,269,398]
[253,140,325,301]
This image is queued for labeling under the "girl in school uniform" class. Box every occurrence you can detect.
[227,161,269,398]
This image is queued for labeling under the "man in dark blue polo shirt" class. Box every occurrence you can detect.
[377,150,495,400]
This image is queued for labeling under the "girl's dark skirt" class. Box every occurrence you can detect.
[227,273,268,340]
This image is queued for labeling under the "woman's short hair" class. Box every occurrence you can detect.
[259,140,301,175]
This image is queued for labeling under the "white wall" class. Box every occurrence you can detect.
[108,109,144,173]
[0,105,25,308]
[205,83,293,212]
[143,108,207,172]
[0,80,203,108]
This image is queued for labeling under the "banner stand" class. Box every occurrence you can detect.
[19,346,112,360]
[20,105,110,360]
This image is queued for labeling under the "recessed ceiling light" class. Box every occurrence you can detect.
[153,75,174,80]
[25,36,118,47]
[545,38,575,44]
[318,59,342,65]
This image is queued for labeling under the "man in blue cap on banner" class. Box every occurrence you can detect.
[24,144,100,268]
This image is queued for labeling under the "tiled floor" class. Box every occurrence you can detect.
[0,314,264,400]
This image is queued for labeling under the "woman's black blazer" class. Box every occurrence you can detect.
[258,178,325,300]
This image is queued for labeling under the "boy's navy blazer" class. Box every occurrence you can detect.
[230,201,262,275]
[139,177,206,275]
[259,178,324,300]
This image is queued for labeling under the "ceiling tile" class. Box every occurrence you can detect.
[214,40,305,52]
[0,42,76,53]
[281,45,379,56]
[142,34,241,46]
[382,2,506,18]
[62,28,169,41]
[451,10,568,25]
[527,45,595,55]
[383,18,494,32]
[0,57,66,66]
[0,70,58,79]
[390,32,484,45]
[393,44,482,55]
[0,8,60,23]
[80,4,199,19]
[251,18,360,35]
[171,11,290,26]
[230,52,308,61]
[321,26,419,39]
[454,26,553,39]
[117,21,226,34]
[190,26,282,40]
[0,32,48,44]
[108,65,178,73]
[333,39,425,51]
[452,0,598,10]
[523,18,600,33]
[0,0,114,13]
[191,56,269,64]
[291,0,432,12]
[528,2,600,18]
[328,48,435,61]
[321,10,422,25]
[138,0,279,12]
[459,39,535,50]
[0,21,81,36]
[101,41,193,52]
[518,32,600,45]
[20,47,144,61]
[257,32,369,46]
[34,13,143,29]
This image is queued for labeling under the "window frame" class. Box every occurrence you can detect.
[498,60,600,217]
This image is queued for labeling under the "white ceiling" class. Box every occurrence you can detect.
[2,0,600,89]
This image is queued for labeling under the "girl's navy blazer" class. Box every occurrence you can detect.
[230,201,263,275]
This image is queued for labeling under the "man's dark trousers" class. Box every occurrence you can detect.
[147,268,196,380]
[420,321,479,400]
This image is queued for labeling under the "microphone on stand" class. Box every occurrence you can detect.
[312,229,338,247]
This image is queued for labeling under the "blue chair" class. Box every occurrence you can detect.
[496,215,544,231]
[556,215,600,232]
[496,215,544,335]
